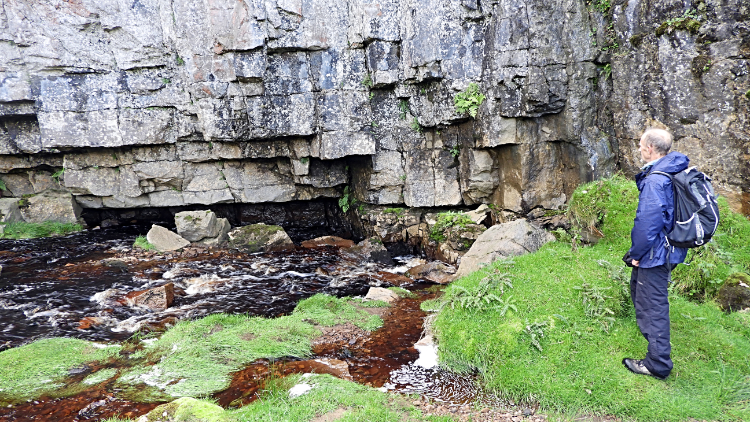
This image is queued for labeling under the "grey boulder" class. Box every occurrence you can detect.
[146,224,190,252]
[455,219,555,278]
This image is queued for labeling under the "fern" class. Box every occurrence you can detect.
[454,83,486,118]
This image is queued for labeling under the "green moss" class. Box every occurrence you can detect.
[82,368,119,385]
[745,89,750,99]
[0,338,121,404]
[629,33,646,47]
[0,221,83,239]
[383,207,406,216]
[140,397,229,422]
[117,295,382,399]
[133,235,156,251]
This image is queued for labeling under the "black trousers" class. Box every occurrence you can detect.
[630,263,673,378]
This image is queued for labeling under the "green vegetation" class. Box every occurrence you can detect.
[0,178,6,191]
[361,73,374,88]
[746,89,750,99]
[383,207,406,217]
[0,338,121,404]
[399,99,409,120]
[656,9,702,36]
[453,82,485,118]
[51,168,65,184]
[0,221,83,239]
[115,295,382,398]
[449,144,461,158]
[588,0,611,13]
[430,211,474,242]
[299,157,309,164]
[431,175,750,421]
[387,287,417,299]
[176,54,185,66]
[410,117,423,133]
[133,235,156,251]
[338,186,357,213]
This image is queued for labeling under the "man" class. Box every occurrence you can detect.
[622,128,688,380]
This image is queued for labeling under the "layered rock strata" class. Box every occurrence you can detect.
[0,0,746,216]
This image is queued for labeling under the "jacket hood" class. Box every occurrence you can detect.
[649,151,690,174]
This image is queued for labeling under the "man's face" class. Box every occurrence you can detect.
[639,138,655,163]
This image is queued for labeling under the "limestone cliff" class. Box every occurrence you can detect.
[0,0,747,215]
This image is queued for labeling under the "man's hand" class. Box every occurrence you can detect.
[632,260,639,267]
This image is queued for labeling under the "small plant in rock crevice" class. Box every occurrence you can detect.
[453,82,485,118]
[51,168,65,184]
[430,211,473,242]
[410,117,422,133]
[398,99,409,120]
[361,73,373,89]
[656,8,702,36]
[449,144,461,158]
[338,186,357,213]
[0,179,6,191]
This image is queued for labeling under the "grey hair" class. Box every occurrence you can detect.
[640,128,673,155]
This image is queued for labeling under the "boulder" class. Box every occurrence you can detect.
[465,204,491,225]
[146,225,190,252]
[19,190,81,224]
[194,218,231,247]
[455,219,555,278]
[406,261,456,285]
[175,210,220,242]
[130,283,175,311]
[135,397,229,422]
[716,273,750,313]
[300,236,355,248]
[341,237,392,264]
[0,198,23,224]
[227,224,295,253]
[364,287,399,304]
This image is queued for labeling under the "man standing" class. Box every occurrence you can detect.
[622,128,689,380]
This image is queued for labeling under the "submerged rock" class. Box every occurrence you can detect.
[455,219,555,278]
[716,273,750,312]
[227,223,295,253]
[341,237,392,264]
[146,225,190,252]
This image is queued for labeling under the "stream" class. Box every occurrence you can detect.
[0,226,504,421]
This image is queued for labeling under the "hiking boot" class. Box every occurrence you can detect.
[622,358,667,380]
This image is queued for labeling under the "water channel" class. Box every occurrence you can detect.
[0,226,506,421]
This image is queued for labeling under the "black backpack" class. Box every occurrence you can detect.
[651,168,720,248]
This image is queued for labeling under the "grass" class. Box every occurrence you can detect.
[116,295,383,399]
[431,175,750,421]
[430,211,474,242]
[0,221,83,239]
[133,235,157,251]
[0,338,121,404]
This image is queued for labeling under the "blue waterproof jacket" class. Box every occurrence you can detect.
[629,151,689,268]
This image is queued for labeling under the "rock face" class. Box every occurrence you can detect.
[228,223,295,253]
[455,219,556,278]
[146,225,190,252]
[0,1,746,217]
[0,198,23,224]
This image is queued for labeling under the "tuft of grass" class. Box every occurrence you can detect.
[431,175,750,421]
[133,235,156,251]
[229,373,428,421]
[430,211,474,242]
[0,221,83,239]
[293,294,383,331]
[0,338,121,404]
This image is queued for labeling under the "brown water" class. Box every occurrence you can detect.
[0,227,500,421]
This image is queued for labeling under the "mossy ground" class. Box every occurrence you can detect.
[0,338,121,404]
[432,175,750,421]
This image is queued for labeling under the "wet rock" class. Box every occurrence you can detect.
[146,224,190,252]
[136,397,229,422]
[364,287,399,304]
[131,282,175,311]
[78,317,105,330]
[100,258,129,272]
[371,271,413,287]
[341,237,392,265]
[19,190,82,224]
[456,219,555,278]
[716,273,750,312]
[300,236,355,249]
[228,223,295,253]
[406,261,456,285]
